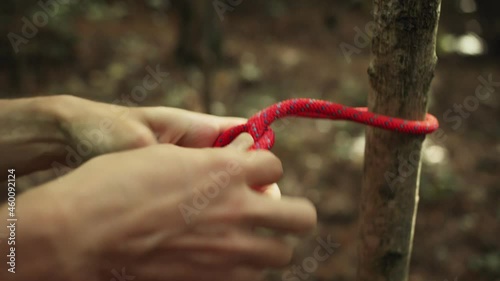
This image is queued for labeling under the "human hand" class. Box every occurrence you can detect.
[0,95,247,176]
[53,95,280,196]
[53,94,247,157]
[37,134,315,281]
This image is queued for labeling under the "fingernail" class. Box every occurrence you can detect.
[262,183,282,200]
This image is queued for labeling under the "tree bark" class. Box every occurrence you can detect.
[358,1,441,281]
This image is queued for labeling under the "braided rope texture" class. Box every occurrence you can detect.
[214,98,439,150]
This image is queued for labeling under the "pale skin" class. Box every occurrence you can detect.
[0,95,316,281]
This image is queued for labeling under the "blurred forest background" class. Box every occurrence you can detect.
[1,0,499,280]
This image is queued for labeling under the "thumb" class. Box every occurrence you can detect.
[226,133,254,151]
[227,133,281,200]
[260,183,281,200]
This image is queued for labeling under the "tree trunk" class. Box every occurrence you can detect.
[476,1,500,57]
[172,0,222,113]
[358,1,441,281]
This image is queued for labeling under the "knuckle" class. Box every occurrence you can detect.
[215,187,248,222]
[264,152,284,180]
[239,200,266,223]
[203,148,240,173]
[129,127,157,148]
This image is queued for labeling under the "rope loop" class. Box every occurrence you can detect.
[214,98,439,150]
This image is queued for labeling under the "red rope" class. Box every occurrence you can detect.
[214,98,439,150]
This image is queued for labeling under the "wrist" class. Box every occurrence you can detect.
[0,185,83,281]
[0,95,73,175]
[34,94,76,143]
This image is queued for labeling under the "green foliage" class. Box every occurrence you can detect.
[469,252,500,277]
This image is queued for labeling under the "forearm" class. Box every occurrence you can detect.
[0,96,69,176]
[0,183,73,281]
